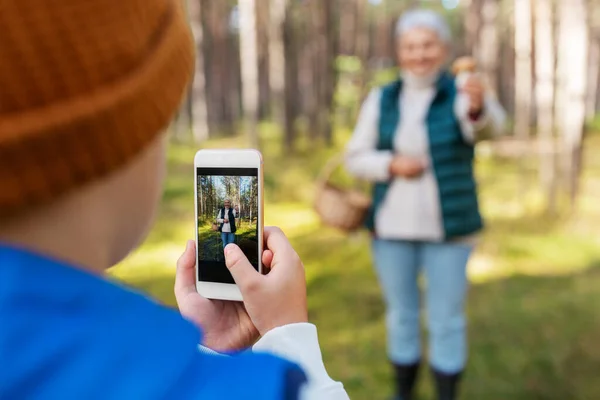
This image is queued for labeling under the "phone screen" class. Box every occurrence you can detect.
[196,167,259,284]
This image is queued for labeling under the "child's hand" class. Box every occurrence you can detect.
[224,227,308,336]
[175,241,259,351]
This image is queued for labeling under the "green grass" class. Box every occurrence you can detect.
[197,222,257,262]
[110,130,600,400]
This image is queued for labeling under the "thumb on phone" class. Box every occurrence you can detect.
[224,244,260,293]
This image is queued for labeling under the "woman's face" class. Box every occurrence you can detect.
[397,27,448,76]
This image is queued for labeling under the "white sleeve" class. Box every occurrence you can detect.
[482,93,508,136]
[253,323,350,400]
[216,210,224,223]
[345,88,394,182]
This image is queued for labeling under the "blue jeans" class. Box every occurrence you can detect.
[221,232,236,248]
[372,239,473,374]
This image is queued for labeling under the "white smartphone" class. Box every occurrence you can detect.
[194,149,264,301]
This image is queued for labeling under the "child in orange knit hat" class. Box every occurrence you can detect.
[0,1,347,399]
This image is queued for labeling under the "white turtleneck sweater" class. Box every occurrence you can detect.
[345,72,505,241]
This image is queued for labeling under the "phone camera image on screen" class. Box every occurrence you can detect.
[197,167,259,284]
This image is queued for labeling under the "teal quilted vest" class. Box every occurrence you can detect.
[365,72,483,239]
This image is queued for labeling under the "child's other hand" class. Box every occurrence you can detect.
[224,227,308,336]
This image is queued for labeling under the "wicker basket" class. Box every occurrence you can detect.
[313,155,371,231]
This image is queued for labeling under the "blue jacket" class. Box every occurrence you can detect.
[0,245,305,399]
[365,72,483,239]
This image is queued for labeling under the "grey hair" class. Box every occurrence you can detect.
[224,198,232,203]
[395,9,452,43]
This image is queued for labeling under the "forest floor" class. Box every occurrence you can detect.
[197,223,256,261]
[110,128,600,400]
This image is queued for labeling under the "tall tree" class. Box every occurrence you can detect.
[464,0,482,56]
[477,0,500,93]
[268,0,289,141]
[318,0,339,145]
[338,0,356,55]
[239,0,260,148]
[514,0,533,196]
[283,4,300,152]
[557,0,588,206]
[514,1,532,136]
[586,5,600,120]
[354,0,369,65]
[198,176,204,220]
[586,34,600,120]
[535,0,557,213]
[203,1,237,135]
[307,1,323,141]
[256,0,271,119]
[187,0,209,143]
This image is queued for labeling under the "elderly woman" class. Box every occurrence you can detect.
[217,198,237,248]
[345,10,505,400]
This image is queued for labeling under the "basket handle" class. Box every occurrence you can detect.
[316,153,371,191]
[316,154,346,189]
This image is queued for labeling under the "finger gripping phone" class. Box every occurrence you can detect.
[194,149,264,301]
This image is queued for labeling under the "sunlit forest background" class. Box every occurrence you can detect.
[110,0,600,398]
[196,175,258,223]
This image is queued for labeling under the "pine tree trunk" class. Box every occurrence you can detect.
[535,0,557,213]
[557,0,588,208]
[199,177,205,218]
[256,0,271,120]
[239,0,260,148]
[238,176,242,224]
[355,0,370,99]
[268,0,288,140]
[586,33,600,120]
[200,0,215,134]
[319,0,338,146]
[338,0,356,55]
[514,0,533,198]
[498,22,515,115]
[307,2,321,141]
[355,0,368,63]
[283,6,299,152]
[514,0,533,140]
[227,34,242,134]
[465,0,482,56]
[187,0,209,143]
[478,0,500,93]
[308,43,320,141]
[204,1,233,135]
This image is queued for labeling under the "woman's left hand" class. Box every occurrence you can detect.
[175,240,259,352]
[462,75,485,113]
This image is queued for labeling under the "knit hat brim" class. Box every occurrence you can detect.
[0,1,194,215]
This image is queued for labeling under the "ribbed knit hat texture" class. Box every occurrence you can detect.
[0,0,194,216]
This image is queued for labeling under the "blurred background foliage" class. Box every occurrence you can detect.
[110,0,600,398]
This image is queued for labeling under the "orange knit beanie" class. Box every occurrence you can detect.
[0,0,194,216]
